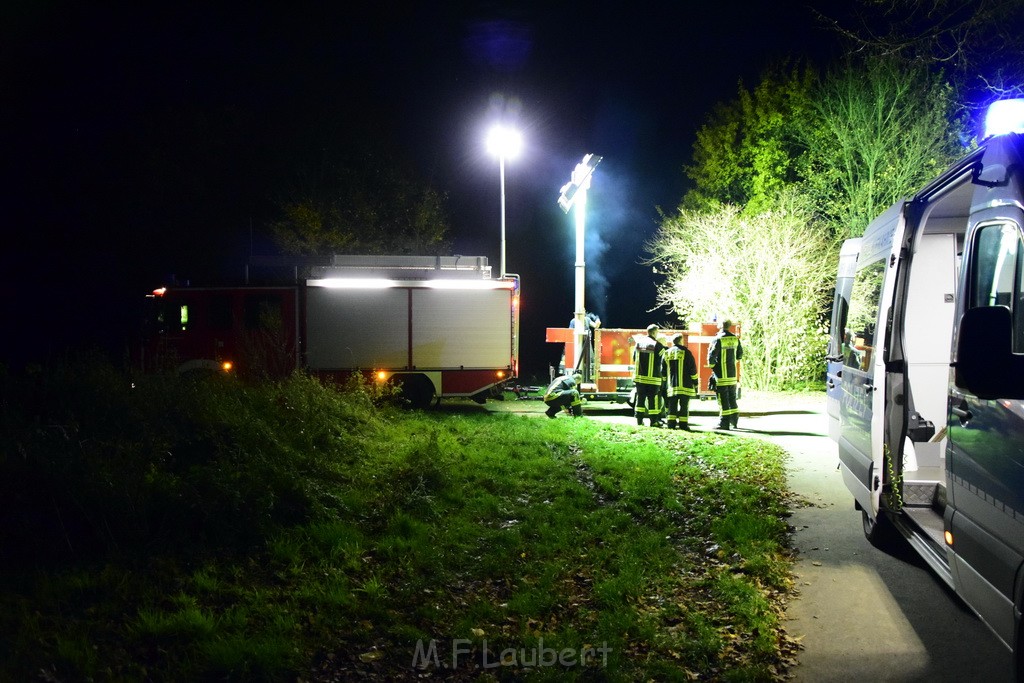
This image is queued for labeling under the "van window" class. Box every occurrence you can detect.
[828,293,850,359]
[969,221,1024,352]
[844,261,885,371]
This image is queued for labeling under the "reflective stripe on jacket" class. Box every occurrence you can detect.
[708,332,742,386]
[544,375,577,402]
[632,336,665,386]
[664,345,698,397]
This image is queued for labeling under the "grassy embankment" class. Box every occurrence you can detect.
[0,356,799,681]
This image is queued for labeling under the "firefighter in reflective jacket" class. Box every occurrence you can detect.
[633,324,668,427]
[664,333,698,430]
[544,372,584,418]
[708,319,742,430]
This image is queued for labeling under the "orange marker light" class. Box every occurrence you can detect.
[376,371,387,382]
[221,361,234,372]
[944,530,954,546]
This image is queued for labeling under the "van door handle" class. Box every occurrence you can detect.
[952,401,972,423]
[864,383,875,393]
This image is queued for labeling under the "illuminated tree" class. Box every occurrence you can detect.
[647,195,836,390]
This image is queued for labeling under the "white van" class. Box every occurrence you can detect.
[830,98,1024,676]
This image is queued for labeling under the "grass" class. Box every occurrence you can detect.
[0,355,798,681]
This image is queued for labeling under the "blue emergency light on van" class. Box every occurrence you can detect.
[983,97,1024,138]
[828,99,1024,674]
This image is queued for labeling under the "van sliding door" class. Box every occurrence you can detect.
[838,201,907,517]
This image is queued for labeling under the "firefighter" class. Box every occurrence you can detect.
[543,372,584,418]
[664,333,698,430]
[632,324,667,427]
[708,319,743,429]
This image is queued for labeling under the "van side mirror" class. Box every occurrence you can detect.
[955,305,1024,399]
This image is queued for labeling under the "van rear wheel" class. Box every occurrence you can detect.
[862,509,896,548]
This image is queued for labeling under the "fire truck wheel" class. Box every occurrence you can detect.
[397,374,435,410]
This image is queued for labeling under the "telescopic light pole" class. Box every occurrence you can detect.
[557,154,602,377]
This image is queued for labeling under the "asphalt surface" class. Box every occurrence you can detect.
[474,390,1017,681]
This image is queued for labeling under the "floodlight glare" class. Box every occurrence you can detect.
[557,154,602,214]
[487,125,522,159]
[558,181,578,213]
[984,98,1024,139]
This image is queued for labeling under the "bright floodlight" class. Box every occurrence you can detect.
[984,98,1024,138]
[487,125,522,159]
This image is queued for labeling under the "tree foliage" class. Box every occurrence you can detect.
[794,57,964,238]
[816,0,1024,108]
[647,196,837,390]
[683,64,816,215]
[269,147,451,256]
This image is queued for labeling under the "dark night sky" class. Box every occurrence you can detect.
[1,2,841,378]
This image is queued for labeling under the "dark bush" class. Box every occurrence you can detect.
[0,357,384,566]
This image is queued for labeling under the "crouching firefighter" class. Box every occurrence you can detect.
[543,372,584,418]
[664,333,698,430]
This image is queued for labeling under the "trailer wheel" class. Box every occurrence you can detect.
[396,374,435,410]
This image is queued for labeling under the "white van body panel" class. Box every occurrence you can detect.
[902,233,957,432]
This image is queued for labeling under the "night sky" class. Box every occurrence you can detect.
[1,2,840,379]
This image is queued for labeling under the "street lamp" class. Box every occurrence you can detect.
[486,125,522,278]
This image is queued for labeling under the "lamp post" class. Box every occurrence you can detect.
[486,125,522,278]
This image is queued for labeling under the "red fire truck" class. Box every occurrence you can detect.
[545,322,740,403]
[138,255,519,408]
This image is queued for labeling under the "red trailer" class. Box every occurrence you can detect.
[545,322,740,403]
